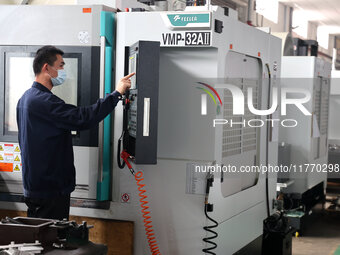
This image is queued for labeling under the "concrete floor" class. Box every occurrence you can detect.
[293,208,340,255]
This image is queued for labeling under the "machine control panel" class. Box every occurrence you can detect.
[124,41,160,164]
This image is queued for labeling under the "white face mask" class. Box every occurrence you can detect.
[49,67,67,86]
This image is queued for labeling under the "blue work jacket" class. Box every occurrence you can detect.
[16,82,121,198]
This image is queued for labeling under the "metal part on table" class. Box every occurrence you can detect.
[0,217,57,246]
[0,217,105,254]
[0,217,93,247]
[54,220,93,245]
[48,219,93,247]
[0,241,43,255]
[1,217,22,225]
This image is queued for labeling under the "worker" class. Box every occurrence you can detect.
[16,45,134,220]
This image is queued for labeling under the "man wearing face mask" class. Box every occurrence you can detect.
[16,45,134,220]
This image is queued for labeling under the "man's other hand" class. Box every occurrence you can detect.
[116,72,135,95]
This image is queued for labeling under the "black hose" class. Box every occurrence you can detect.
[202,204,218,255]
[202,176,218,254]
[265,63,272,218]
[117,95,129,169]
[117,132,125,169]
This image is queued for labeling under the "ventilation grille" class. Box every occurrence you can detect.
[243,81,258,152]
[222,79,260,158]
[320,80,330,135]
[313,88,321,127]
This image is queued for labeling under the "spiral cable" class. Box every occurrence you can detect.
[135,171,161,255]
[202,204,218,254]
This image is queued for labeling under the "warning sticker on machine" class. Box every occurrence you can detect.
[14,145,20,152]
[0,144,20,158]
[121,193,131,203]
[4,144,14,152]
[0,143,21,172]
[14,155,21,162]
[161,32,211,46]
[13,164,21,172]
[0,163,13,172]
[4,153,14,162]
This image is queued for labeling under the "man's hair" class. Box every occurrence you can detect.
[33,46,64,75]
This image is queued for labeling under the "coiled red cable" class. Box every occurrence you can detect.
[135,171,161,255]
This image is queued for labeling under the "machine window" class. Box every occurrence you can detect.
[4,53,79,135]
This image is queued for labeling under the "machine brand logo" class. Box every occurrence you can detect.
[168,13,210,26]
[196,82,223,115]
[174,15,182,22]
[196,83,312,128]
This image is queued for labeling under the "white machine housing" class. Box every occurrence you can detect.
[0,5,115,199]
[280,56,331,194]
[0,5,282,255]
[329,61,340,145]
[113,6,281,255]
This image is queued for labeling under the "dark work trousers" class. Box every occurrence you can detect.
[24,194,71,221]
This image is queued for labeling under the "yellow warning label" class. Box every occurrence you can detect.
[0,155,3,161]
[14,155,20,162]
[13,165,20,171]
[14,146,20,152]
[0,145,3,151]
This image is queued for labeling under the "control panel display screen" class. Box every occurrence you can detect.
[129,53,137,90]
